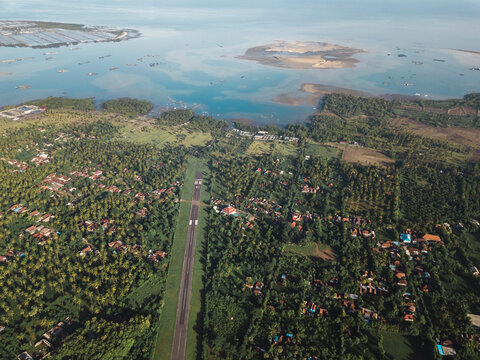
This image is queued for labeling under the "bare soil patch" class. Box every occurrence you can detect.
[312,245,336,261]
[285,242,336,261]
[333,144,394,166]
[448,107,478,116]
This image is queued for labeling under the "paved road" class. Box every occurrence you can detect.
[171,172,203,360]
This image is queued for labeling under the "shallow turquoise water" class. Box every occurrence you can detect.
[0,0,479,124]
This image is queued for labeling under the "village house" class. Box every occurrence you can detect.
[17,352,34,360]
[221,205,237,215]
[28,210,40,217]
[136,207,148,218]
[30,153,50,165]
[421,233,441,243]
[361,308,378,320]
[43,318,74,340]
[400,233,412,243]
[148,250,166,262]
[472,266,480,276]
[253,282,264,296]
[108,241,126,252]
[274,333,293,345]
[302,301,328,317]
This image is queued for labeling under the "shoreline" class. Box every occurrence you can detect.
[0,20,140,49]
[453,49,480,56]
[273,83,425,107]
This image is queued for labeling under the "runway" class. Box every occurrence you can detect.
[171,172,203,360]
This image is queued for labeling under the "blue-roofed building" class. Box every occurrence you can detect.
[400,233,412,243]
[437,344,444,356]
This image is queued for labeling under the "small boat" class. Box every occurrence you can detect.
[87,72,98,76]
[16,85,31,90]
[109,67,118,71]
[78,61,90,65]
[57,69,68,73]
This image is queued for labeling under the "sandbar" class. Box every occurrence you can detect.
[453,49,480,56]
[237,40,365,69]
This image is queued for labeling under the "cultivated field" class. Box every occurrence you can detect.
[342,146,394,166]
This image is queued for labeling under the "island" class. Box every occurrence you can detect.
[237,40,365,69]
[0,20,140,48]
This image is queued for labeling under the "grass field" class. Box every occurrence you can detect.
[122,125,173,146]
[246,140,298,157]
[305,140,342,159]
[125,273,165,309]
[121,122,212,149]
[284,241,336,261]
[379,330,427,360]
[152,157,208,360]
[466,232,480,264]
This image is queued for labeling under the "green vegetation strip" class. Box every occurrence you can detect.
[152,157,208,360]
[186,161,210,360]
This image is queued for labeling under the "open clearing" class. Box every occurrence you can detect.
[393,117,480,152]
[378,330,427,360]
[120,122,212,148]
[305,140,342,159]
[246,140,298,156]
[340,145,394,166]
[284,242,336,261]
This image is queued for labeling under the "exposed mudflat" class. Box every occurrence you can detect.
[0,20,140,49]
[238,40,365,69]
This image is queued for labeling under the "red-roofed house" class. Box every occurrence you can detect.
[422,234,441,242]
[221,205,236,215]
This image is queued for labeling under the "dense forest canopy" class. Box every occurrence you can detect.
[1,93,480,359]
[102,98,153,118]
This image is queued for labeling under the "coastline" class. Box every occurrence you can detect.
[273,83,422,107]
[453,49,480,56]
[0,20,140,49]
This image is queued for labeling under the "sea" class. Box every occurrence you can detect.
[0,0,479,125]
